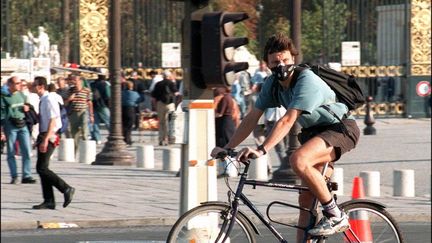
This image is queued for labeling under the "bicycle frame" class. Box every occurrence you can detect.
[217,160,333,243]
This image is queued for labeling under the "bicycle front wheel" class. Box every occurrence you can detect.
[322,201,404,243]
[167,203,256,243]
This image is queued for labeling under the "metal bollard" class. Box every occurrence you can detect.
[136,145,154,169]
[57,138,75,162]
[163,148,181,171]
[331,167,344,196]
[359,171,380,197]
[248,154,269,181]
[78,140,96,164]
[364,96,377,135]
[393,169,415,197]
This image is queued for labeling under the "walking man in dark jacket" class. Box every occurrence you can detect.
[151,70,178,146]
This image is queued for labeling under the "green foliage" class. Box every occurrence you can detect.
[302,0,349,64]
[212,0,260,57]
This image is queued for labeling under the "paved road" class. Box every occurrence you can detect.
[1,222,431,243]
[1,118,430,231]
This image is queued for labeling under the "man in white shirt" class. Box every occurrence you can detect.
[32,76,75,210]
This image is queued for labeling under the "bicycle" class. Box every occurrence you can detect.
[167,150,404,243]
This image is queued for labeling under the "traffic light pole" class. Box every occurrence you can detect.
[180,3,250,215]
[180,1,215,215]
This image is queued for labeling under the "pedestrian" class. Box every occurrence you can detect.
[90,74,111,144]
[0,76,6,154]
[22,80,40,144]
[251,60,272,87]
[213,87,237,148]
[32,76,75,210]
[48,83,64,105]
[0,76,37,184]
[148,70,163,93]
[56,76,69,102]
[129,71,146,130]
[230,77,247,119]
[249,82,266,149]
[151,70,179,146]
[64,75,94,152]
[121,81,143,145]
[264,106,288,173]
[211,33,360,242]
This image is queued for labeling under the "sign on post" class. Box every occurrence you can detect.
[0,59,31,81]
[162,42,181,68]
[341,41,361,66]
[416,81,431,97]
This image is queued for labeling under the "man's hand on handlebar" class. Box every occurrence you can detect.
[236,147,261,162]
[211,146,262,162]
[210,147,227,159]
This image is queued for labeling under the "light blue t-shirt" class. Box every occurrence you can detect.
[255,69,353,128]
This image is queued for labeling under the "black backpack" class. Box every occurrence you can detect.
[293,64,365,111]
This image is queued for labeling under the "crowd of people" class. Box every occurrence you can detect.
[1,55,292,207]
[0,67,185,209]
[1,60,287,188]
[0,68,183,183]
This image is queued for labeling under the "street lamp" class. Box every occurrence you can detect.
[93,0,134,166]
[271,0,302,184]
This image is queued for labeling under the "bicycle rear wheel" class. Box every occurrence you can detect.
[321,201,404,243]
[167,203,256,243]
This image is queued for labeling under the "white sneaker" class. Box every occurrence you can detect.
[308,212,350,236]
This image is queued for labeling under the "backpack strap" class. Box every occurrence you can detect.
[270,77,281,107]
[321,104,351,135]
[288,64,309,89]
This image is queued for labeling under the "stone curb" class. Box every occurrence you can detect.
[2,212,430,231]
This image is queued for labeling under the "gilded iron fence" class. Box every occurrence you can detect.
[121,0,185,68]
[320,0,411,117]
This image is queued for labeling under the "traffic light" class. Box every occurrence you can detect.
[201,12,249,87]
[190,18,206,89]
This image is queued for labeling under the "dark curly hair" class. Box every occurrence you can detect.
[263,33,299,63]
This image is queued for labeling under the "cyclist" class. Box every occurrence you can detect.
[211,33,360,243]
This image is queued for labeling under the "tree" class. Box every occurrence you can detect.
[213,0,259,56]
[302,0,349,64]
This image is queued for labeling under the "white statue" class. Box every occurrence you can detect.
[28,26,50,58]
[49,44,61,67]
[21,35,35,58]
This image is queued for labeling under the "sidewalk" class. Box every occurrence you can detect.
[1,118,431,230]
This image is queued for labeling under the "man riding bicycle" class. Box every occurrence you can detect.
[211,33,360,243]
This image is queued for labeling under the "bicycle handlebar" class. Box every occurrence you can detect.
[215,150,237,159]
[215,149,257,162]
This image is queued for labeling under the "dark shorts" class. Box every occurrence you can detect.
[298,119,360,162]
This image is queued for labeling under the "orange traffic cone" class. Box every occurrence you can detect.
[345,176,373,243]
[351,176,365,199]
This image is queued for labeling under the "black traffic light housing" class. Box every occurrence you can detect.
[190,18,206,89]
[201,12,249,87]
